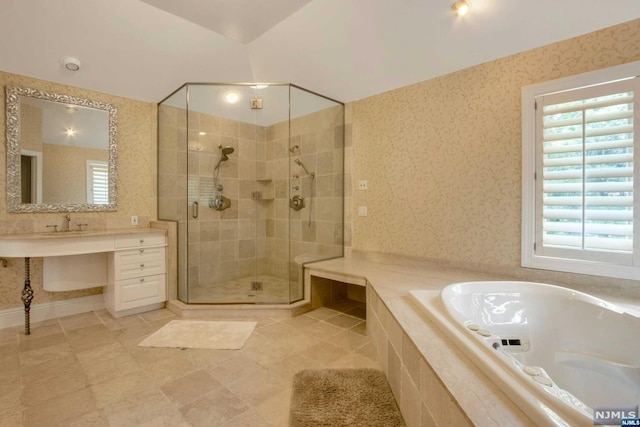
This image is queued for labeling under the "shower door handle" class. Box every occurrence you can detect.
[192,201,199,219]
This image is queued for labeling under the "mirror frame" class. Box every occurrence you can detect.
[6,85,118,212]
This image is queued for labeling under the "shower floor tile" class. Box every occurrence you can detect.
[2,299,375,427]
[187,274,301,304]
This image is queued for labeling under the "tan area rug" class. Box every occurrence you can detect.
[138,320,256,350]
[290,368,406,427]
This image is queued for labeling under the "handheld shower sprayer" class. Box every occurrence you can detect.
[214,145,235,172]
[295,159,315,178]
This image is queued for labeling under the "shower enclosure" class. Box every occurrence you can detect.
[158,84,344,304]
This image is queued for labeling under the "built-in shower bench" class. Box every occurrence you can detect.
[304,253,534,427]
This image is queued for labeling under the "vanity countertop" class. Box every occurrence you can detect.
[0,227,166,257]
[0,227,164,240]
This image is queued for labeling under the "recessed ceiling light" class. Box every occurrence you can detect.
[61,56,81,71]
[224,91,239,103]
[199,131,206,136]
[66,128,76,136]
[452,0,471,16]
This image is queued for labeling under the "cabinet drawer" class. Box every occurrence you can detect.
[114,247,165,280]
[114,233,166,249]
[115,274,166,311]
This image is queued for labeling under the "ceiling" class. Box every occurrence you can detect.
[1,0,639,105]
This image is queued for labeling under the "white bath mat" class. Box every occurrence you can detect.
[138,320,257,350]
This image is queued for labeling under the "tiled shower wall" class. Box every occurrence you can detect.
[158,101,344,303]
[268,105,345,290]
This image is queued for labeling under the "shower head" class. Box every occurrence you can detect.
[295,159,315,178]
[219,145,235,161]
[214,145,235,173]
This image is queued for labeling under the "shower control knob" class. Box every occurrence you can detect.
[290,195,305,211]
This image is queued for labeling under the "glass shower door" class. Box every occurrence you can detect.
[186,84,259,304]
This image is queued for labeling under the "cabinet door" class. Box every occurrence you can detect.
[115,274,166,311]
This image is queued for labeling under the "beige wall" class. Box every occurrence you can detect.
[351,19,640,290]
[0,71,157,310]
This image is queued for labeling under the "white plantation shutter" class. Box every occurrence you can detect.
[87,160,109,204]
[534,78,637,265]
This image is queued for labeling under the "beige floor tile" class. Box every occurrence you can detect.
[349,321,368,336]
[0,405,23,427]
[18,319,62,340]
[139,309,177,322]
[23,387,97,427]
[136,410,192,427]
[254,322,297,340]
[182,347,236,368]
[299,341,349,365]
[143,353,202,385]
[66,324,118,352]
[206,352,264,386]
[18,342,73,368]
[21,357,88,406]
[77,343,141,385]
[226,367,286,406]
[104,388,176,427]
[325,313,364,329]
[240,335,290,365]
[17,332,67,353]
[304,307,341,320]
[59,311,102,332]
[279,314,319,330]
[303,320,343,339]
[0,327,17,346]
[256,387,292,426]
[65,410,109,427]
[262,353,320,380]
[0,376,22,415]
[220,409,275,427]
[326,329,370,351]
[179,387,249,427]
[91,369,157,407]
[160,369,222,408]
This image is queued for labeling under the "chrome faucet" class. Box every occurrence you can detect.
[63,214,71,232]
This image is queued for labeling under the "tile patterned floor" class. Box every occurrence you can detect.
[0,299,378,426]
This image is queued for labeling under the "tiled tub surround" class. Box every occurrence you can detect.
[304,253,640,426]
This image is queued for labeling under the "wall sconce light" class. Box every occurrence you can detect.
[452,0,471,16]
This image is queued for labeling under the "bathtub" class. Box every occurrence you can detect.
[409,281,640,427]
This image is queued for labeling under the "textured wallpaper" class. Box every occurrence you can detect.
[0,71,157,310]
[352,19,640,269]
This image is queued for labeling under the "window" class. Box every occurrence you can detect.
[522,61,639,280]
[86,160,109,204]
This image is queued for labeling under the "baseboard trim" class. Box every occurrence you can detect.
[0,294,105,330]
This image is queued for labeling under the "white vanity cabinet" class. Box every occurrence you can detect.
[105,232,167,317]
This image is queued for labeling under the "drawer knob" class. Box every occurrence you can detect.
[140,278,145,282]
[140,264,145,268]
[139,249,145,253]
[140,239,145,243]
